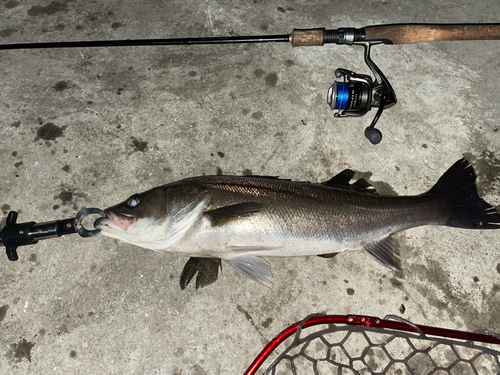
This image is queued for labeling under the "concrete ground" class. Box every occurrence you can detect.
[1,0,499,374]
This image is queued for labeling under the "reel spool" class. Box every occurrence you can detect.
[326,42,397,144]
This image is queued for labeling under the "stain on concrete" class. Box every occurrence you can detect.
[236,305,266,340]
[277,6,294,13]
[39,328,46,336]
[5,1,20,9]
[111,22,123,29]
[237,305,253,323]
[473,276,479,283]
[0,305,8,322]
[131,137,148,152]
[411,260,500,331]
[285,59,295,67]
[11,121,20,128]
[14,161,23,168]
[9,339,35,362]
[2,204,11,212]
[265,72,278,87]
[347,288,355,295]
[27,1,68,16]
[390,278,404,290]
[36,123,64,141]
[28,253,37,262]
[70,350,77,358]
[54,81,68,91]
[53,204,60,210]
[58,323,69,335]
[261,317,272,328]
[55,188,88,210]
[190,364,207,375]
[251,111,263,120]
[57,190,73,205]
[254,68,265,78]
[217,151,224,158]
[62,164,71,172]
[189,70,197,77]
[242,108,251,115]
[497,263,500,274]
[0,28,16,38]
[216,167,223,176]
[242,169,252,176]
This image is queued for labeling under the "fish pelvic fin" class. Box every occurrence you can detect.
[363,236,401,270]
[204,202,263,227]
[179,257,222,290]
[429,158,500,229]
[226,255,273,288]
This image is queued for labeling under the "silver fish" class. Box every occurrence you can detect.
[95,159,500,288]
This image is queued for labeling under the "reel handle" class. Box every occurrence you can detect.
[364,93,388,145]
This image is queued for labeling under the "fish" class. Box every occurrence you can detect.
[94,158,500,289]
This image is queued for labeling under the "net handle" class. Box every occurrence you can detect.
[244,314,500,375]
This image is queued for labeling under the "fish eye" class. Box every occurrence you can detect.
[127,195,140,208]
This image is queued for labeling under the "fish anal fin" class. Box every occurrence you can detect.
[226,255,273,288]
[180,257,222,290]
[318,253,339,259]
[205,202,263,227]
[363,236,401,270]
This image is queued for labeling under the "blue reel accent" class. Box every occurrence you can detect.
[334,82,349,110]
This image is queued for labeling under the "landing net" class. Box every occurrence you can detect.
[245,314,500,375]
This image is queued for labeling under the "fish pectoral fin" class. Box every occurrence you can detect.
[179,257,222,290]
[362,236,401,270]
[318,252,339,259]
[226,255,273,288]
[204,202,264,227]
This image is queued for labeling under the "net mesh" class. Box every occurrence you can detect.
[253,315,500,375]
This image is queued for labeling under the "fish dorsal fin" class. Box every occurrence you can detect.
[204,202,263,227]
[323,170,378,195]
[180,257,222,290]
[362,236,401,270]
[226,255,273,288]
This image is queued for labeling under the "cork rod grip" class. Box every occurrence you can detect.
[365,24,500,44]
[290,28,325,47]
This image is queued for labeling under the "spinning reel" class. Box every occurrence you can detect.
[326,42,397,144]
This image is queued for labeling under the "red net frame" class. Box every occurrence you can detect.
[245,314,500,374]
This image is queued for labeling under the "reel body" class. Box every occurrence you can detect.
[326,42,397,144]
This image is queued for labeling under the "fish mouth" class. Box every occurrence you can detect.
[94,211,136,231]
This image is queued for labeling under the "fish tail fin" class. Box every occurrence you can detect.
[428,158,500,229]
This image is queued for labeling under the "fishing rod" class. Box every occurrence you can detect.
[2,24,500,143]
